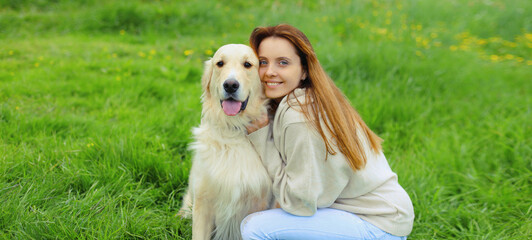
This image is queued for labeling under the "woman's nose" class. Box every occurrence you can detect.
[266,65,277,77]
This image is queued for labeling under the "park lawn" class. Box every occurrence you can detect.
[0,0,531,239]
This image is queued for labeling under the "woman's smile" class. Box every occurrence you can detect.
[258,37,307,102]
[265,81,283,87]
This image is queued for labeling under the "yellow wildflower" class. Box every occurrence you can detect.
[504,54,514,60]
[449,45,458,51]
[503,41,517,48]
[120,30,126,35]
[184,50,194,56]
[525,33,532,41]
[459,45,470,51]
[138,51,146,57]
[490,55,499,62]
[422,39,429,48]
[376,28,387,35]
[489,37,501,43]
[527,60,532,66]
[116,76,121,81]
[9,50,14,55]
[34,62,40,67]
[205,49,213,55]
[150,49,157,55]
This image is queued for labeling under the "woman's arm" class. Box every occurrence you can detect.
[246,112,269,134]
[247,124,282,181]
[249,121,352,216]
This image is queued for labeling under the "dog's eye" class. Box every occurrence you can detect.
[216,61,224,67]
[243,62,252,68]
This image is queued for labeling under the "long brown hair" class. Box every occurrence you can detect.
[250,24,382,170]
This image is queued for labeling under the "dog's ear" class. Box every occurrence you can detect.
[201,59,213,95]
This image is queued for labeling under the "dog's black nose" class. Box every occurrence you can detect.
[223,79,239,93]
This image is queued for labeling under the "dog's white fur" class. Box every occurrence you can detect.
[179,44,272,240]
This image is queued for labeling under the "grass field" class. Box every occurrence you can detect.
[1,0,531,239]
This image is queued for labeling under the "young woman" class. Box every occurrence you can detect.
[242,24,414,239]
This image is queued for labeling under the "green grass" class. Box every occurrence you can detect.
[1,0,531,239]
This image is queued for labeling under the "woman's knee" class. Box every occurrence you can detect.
[241,211,264,239]
[241,209,285,240]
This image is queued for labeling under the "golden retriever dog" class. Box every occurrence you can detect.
[179,44,272,240]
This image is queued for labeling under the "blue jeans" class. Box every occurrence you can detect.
[241,208,407,240]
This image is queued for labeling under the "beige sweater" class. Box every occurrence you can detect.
[247,88,414,236]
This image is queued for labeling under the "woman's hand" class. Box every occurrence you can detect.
[246,113,269,134]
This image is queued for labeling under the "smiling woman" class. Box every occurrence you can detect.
[258,37,308,102]
[243,24,414,240]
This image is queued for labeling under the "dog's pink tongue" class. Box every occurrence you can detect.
[222,100,242,116]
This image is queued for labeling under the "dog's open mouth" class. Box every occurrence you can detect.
[220,96,249,116]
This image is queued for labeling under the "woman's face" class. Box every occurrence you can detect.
[258,37,307,102]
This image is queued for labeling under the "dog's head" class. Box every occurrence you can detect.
[201,44,264,119]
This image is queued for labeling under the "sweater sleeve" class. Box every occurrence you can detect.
[272,122,351,216]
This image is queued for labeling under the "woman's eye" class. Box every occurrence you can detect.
[279,60,289,66]
[259,60,267,65]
